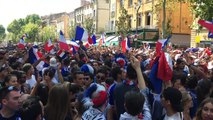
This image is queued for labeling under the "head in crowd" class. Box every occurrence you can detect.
[63,58,70,67]
[124,90,145,116]
[196,80,212,105]
[45,84,69,120]
[4,74,18,87]
[0,65,9,81]
[10,70,27,85]
[176,58,185,70]
[126,64,137,80]
[43,67,55,81]
[92,61,99,71]
[22,63,34,77]
[180,90,193,111]
[161,87,183,113]
[186,75,198,90]
[195,98,213,120]
[172,75,187,90]
[20,96,44,120]
[96,68,107,85]
[11,61,22,70]
[73,71,84,87]
[49,57,58,68]
[82,83,107,109]
[83,72,94,89]
[80,64,94,75]
[111,66,122,82]
[0,86,21,115]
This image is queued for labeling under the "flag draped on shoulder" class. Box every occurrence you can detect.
[59,30,69,50]
[29,45,43,64]
[75,26,89,41]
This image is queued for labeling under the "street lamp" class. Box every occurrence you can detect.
[134,2,141,48]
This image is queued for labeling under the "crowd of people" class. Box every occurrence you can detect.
[0,41,213,120]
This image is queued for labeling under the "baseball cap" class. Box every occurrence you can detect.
[162,87,183,112]
[80,64,94,74]
[49,57,57,67]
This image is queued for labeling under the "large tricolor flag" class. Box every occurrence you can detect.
[29,45,43,64]
[156,35,171,56]
[75,26,89,41]
[198,20,213,34]
[92,34,96,44]
[59,30,69,50]
[121,36,130,53]
[44,38,54,53]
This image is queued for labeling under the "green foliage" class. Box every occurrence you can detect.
[7,19,25,41]
[83,18,94,34]
[39,26,57,42]
[22,23,39,42]
[25,14,42,25]
[0,25,6,41]
[115,7,131,36]
[189,0,213,21]
[68,24,77,39]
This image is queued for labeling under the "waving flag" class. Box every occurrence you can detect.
[59,30,69,50]
[121,36,130,53]
[44,38,54,53]
[29,45,43,64]
[75,26,88,41]
[57,50,67,59]
[92,34,96,44]
[69,46,77,55]
[88,35,93,44]
[198,20,213,34]
[208,21,213,38]
[156,35,171,56]
[149,57,163,94]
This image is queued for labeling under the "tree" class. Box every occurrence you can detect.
[115,7,131,36]
[68,24,77,39]
[190,0,213,21]
[83,18,94,34]
[25,14,42,25]
[7,19,26,41]
[0,25,6,41]
[39,26,57,42]
[22,23,39,42]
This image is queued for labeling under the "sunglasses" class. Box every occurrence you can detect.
[96,76,105,80]
[84,77,90,81]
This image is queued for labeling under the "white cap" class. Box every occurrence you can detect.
[50,57,57,67]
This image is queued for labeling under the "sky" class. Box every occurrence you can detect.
[0,0,82,28]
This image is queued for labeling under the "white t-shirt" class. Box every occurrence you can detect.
[26,75,37,89]
[164,112,183,120]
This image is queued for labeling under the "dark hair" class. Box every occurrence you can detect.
[105,77,114,86]
[111,67,122,81]
[0,86,19,102]
[196,80,212,105]
[63,58,70,66]
[43,67,55,79]
[126,64,137,80]
[20,96,42,120]
[172,74,187,87]
[4,74,17,85]
[73,71,84,80]
[22,63,32,73]
[124,91,145,116]
[84,72,94,80]
[186,75,198,89]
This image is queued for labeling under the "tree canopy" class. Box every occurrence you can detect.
[0,25,6,41]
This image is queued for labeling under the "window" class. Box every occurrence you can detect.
[138,0,142,4]
[111,21,114,31]
[129,0,133,7]
[120,0,124,7]
[146,12,151,26]
[93,10,96,16]
[128,15,132,28]
[138,13,142,26]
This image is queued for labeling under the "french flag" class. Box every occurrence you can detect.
[92,34,96,44]
[198,20,213,34]
[29,45,43,64]
[156,35,171,56]
[75,26,88,41]
[17,37,26,49]
[44,38,54,53]
[57,50,67,59]
[121,36,130,53]
[69,46,77,55]
[59,30,69,51]
[208,21,213,38]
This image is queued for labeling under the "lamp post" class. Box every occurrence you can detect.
[162,0,166,39]
[134,2,141,48]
